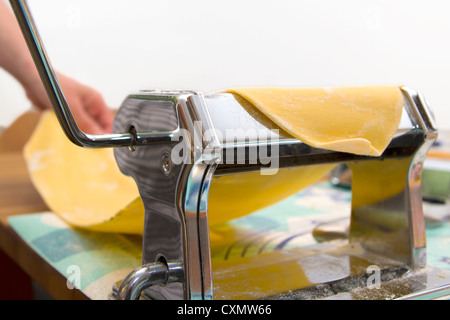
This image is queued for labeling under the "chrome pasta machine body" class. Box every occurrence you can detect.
[110,88,439,300]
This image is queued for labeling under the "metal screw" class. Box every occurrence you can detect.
[161,154,171,175]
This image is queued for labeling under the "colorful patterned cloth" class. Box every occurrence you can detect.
[8,182,450,299]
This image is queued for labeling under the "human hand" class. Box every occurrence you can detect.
[24,72,114,135]
[0,1,114,134]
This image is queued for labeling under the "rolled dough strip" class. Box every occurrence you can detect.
[224,86,403,156]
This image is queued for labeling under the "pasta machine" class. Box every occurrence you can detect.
[11,0,450,300]
[111,88,449,300]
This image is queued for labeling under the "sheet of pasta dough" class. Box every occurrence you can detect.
[22,112,333,232]
[23,111,145,234]
[22,86,403,234]
[224,86,403,156]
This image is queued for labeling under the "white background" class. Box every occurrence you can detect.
[1,0,449,129]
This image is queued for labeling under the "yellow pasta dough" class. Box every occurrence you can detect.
[23,111,145,234]
[208,164,334,224]
[22,86,403,234]
[22,112,332,232]
[224,86,403,156]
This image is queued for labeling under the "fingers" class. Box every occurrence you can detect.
[83,91,114,133]
[73,82,114,134]
[71,101,105,135]
[26,71,115,135]
[64,78,114,135]
[68,88,112,134]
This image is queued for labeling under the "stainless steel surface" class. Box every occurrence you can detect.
[9,0,177,149]
[116,261,184,300]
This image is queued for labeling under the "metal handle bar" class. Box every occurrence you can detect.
[9,0,176,148]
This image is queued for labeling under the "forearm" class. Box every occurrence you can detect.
[0,0,40,88]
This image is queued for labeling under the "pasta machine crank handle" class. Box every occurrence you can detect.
[9,0,176,149]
